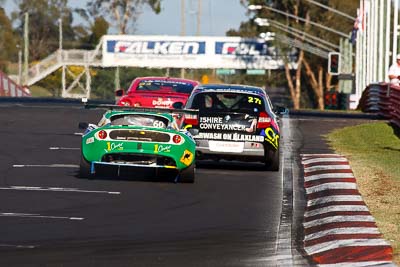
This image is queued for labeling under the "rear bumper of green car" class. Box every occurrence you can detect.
[82,137,195,173]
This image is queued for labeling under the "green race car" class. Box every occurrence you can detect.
[79,105,197,183]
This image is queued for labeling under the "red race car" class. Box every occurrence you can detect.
[116,77,200,108]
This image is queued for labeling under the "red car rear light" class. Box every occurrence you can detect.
[184,114,198,126]
[257,112,272,129]
[98,130,108,139]
[172,134,182,144]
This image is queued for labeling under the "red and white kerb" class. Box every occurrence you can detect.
[301,154,394,266]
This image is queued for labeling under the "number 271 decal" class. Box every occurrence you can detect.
[248,96,261,105]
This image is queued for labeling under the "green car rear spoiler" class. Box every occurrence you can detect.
[82,98,198,116]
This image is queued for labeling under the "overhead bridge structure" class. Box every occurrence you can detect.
[24,41,103,98]
[22,35,299,99]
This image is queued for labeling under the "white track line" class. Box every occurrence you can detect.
[305,227,381,241]
[13,164,79,168]
[305,205,370,218]
[304,239,390,255]
[303,215,375,229]
[275,116,294,266]
[305,173,355,182]
[0,186,120,195]
[49,147,80,150]
[0,212,84,220]
[0,244,36,249]
[307,195,363,206]
[305,182,357,194]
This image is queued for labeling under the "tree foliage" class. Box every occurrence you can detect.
[74,15,110,49]
[239,0,358,109]
[0,0,166,98]
[90,67,164,99]
[86,0,161,34]
[12,0,76,60]
[0,7,18,71]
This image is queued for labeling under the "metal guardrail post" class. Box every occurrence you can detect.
[0,71,31,97]
[388,85,400,128]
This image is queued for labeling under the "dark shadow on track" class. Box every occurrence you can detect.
[74,166,179,183]
[196,160,269,172]
[74,160,271,182]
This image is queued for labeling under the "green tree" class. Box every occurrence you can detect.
[12,0,76,60]
[240,0,358,109]
[90,67,164,99]
[74,14,109,49]
[0,7,19,72]
[88,17,109,46]
[301,0,358,109]
[86,0,162,34]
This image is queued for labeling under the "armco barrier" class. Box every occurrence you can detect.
[358,84,380,113]
[390,85,400,128]
[0,71,31,97]
[359,82,400,128]
[378,84,392,119]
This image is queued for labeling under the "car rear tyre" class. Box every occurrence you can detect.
[179,164,195,183]
[79,154,92,178]
[264,149,280,171]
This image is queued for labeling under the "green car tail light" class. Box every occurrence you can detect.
[172,134,182,144]
[98,130,108,139]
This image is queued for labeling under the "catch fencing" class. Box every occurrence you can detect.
[0,71,31,97]
[359,83,400,128]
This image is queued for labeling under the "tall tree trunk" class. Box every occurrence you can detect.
[317,66,324,109]
[111,0,134,34]
[294,50,304,109]
[325,71,332,91]
[303,57,324,110]
[285,49,304,110]
[284,64,296,108]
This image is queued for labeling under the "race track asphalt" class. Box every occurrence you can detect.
[0,100,378,267]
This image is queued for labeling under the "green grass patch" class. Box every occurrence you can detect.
[327,122,400,181]
[29,85,53,97]
[327,122,400,264]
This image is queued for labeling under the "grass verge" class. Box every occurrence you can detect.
[326,121,400,264]
[29,85,53,97]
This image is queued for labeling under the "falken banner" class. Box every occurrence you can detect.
[102,35,296,69]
